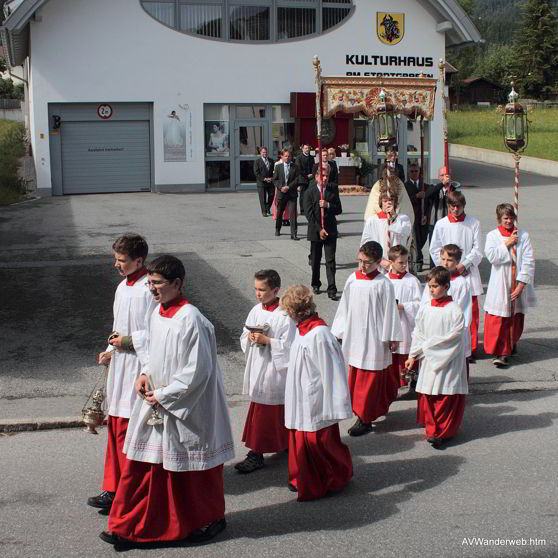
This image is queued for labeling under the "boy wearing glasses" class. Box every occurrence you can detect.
[331,241,403,437]
[87,234,156,514]
[429,191,483,360]
[102,255,234,548]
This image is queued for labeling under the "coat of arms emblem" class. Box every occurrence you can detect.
[377,12,405,45]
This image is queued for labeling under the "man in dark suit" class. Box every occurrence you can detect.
[295,144,314,216]
[254,146,274,217]
[404,163,431,270]
[273,149,300,240]
[312,148,338,185]
[304,165,342,299]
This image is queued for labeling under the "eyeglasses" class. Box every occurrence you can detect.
[358,259,375,266]
[147,279,169,288]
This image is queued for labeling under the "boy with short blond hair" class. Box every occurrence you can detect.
[87,233,156,513]
[429,191,483,358]
[484,204,536,366]
[331,241,403,436]
[406,267,467,449]
[236,269,296,473]
[386,245,422,389]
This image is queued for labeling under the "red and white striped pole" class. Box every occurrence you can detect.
[313,55,325,229]
[510,152,521,350]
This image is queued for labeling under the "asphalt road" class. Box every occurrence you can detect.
[0,391,556,558]
[1,158,557,424]
[1,158,557,557]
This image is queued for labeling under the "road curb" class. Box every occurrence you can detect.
[2,382,556,433]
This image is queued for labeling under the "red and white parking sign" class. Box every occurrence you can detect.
[97,104,113,119]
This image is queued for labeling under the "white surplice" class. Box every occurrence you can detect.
[124,304,235,471]
[429,216,484,296]
[484,228,536,317]
[410,302,468,395]
[105,275,158,418]
[284,326,352,432]
[240,304,296,404]
[360,213,412,256]
[388,272,422,354]
[421,275,472,357]
[331,272,403,370]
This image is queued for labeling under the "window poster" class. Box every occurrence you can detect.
[163,104,192,162]
[205,121,230,155]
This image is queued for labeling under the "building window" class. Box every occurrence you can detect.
[230,6,270,41]
[140,1,353,42]
[180,4,223,38]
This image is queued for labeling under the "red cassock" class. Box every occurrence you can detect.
[242,402,289,453]
[348,365,399,423]
[288,424,353,502]
[483,312,524,356]
[108,460,224,543]
[418,393,466,440]
[471,296,480,354]
[102,416,129,492]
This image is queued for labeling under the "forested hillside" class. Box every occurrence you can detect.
[474,0,558,44]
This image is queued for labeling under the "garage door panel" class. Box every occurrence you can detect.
[61,120,151,194]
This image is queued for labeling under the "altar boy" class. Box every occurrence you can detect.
[102,255,234,547]
[386,245,422,388]
[484,204,536,366]
[429,191,483,358]
[88,233,156,513]
[405,267,468,448]
[236,269,296,473]
[331,241,403,436]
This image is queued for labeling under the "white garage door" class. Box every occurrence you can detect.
[60,120,151,194]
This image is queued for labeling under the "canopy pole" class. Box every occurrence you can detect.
[313,55,325,229]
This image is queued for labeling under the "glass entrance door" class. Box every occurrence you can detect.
[234,120,269,190]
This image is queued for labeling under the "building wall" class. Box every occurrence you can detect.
[28,0,446,193]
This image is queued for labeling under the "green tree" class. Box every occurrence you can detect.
[457,0,476,17]
[513,0,558,99]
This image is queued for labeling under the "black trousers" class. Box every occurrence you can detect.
[275,196,297,236]
[414,221,429,263]
[257,184,274,215]
[299,184,308,214]
[310,237,337,293]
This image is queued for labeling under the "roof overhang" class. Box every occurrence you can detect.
[1,0,50,67]
[420,0,482,47]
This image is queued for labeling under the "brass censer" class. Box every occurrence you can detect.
[81,331,118,434]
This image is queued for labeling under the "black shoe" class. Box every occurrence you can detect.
[348,418,373,437]
[87,490,114,510]
[99,531,131,546]
[312,286,320,295]
[291,235,300,241]
[328,291,338,301]
[234,451,264,474]
[275,230,280,237]
[187,518,227,544]
[469,354,477,364]
[427,437,444,448]
[288,483,298,492]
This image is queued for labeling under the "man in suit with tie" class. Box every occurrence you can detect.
[273,149,300,240]
[254,147,274,217]
[295,144,314,216]
[304,164,342,299]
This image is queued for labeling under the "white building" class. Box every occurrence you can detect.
[1,0,480,195]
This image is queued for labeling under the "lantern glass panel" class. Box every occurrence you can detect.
[386,115,395,137]
[378,114,386,138]
[515,114,524,138]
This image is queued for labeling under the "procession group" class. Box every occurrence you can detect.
[89,156,536,548]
